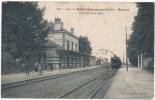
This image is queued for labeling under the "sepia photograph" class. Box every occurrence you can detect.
[1,1,154,99]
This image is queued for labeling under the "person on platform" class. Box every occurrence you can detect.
[38,63,42,75]
[25,62,30,76]
[59,63,61,71]
[45,63,47,71]
[50,62,53,71]
[47,63,51,72]
[35,62,38,72]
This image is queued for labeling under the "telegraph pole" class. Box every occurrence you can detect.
[126,27,128,71]
[123,52,124,65]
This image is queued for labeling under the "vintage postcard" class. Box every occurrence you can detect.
[1,1,154,99]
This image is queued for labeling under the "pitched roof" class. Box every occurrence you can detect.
[44,39,63,50]
[47,21,54,30]
[47,21,79,40]
[51,29,79,39]
[63,29,79,39]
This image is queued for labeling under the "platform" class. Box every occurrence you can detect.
[104,65,154,99]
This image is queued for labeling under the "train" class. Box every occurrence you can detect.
[111,55,122,69]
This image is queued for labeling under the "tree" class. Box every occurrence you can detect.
[127,3,154,66]
[2,2,49,63]
[79,36,92,54]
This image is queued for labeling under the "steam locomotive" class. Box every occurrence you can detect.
[111,55,122,69]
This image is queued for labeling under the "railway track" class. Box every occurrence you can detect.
[2,66,103,90]
[89,69,117,99]
[57,68,117,99]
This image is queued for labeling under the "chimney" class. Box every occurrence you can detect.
[70,27,74,34]
[58,18,61,23]
[54,17,57,23]
[61,21,64,30]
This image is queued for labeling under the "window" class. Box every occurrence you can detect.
[72,42,73,51]
[67,40,70,50]
[75,43,77,51]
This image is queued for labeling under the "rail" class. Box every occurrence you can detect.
[2,66,103,90]
[57,68,117,99]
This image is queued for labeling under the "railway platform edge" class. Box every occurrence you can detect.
[1,65,101,85]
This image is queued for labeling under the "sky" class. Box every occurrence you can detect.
[38,2,138,61]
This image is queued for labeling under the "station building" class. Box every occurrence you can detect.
[31,17,96,69]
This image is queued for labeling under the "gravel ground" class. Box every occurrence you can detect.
[2,67,108,98]
[92,75,115,99]
[62,73,107,99]
[62,69,116,99]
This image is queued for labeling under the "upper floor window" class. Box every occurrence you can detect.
[75,43,77,51]
[67,40,70,50]
[72,42,73,51]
